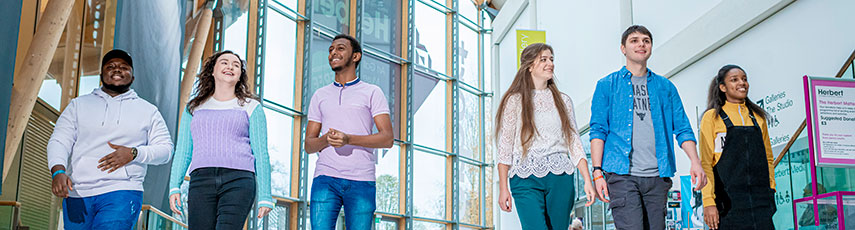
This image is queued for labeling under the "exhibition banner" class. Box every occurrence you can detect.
[516,30,545,68]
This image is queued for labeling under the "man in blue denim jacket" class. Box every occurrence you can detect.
[589,25,707,230]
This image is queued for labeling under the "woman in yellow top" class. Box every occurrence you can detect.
[700,65,776,230]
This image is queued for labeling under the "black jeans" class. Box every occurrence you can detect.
[187,167,257,230]
[605,173,672,230]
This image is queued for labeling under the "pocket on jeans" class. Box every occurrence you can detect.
[608,197,626,210]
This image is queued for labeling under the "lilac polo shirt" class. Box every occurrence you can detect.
[307,78,390,181]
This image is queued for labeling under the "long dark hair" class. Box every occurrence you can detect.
[495,43,576,159]
[187,50,257,114]
[706,64,767,119]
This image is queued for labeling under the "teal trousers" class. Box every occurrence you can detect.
[510,173,576,230]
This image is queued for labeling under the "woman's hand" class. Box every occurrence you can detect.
[169,193,183,215]
[498,188,513,212]
[258,207,272,218]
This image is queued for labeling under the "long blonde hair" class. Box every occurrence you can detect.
[495,43,576,159]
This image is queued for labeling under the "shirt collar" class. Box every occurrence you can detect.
[620,66,654,81]
[333,77,360,87]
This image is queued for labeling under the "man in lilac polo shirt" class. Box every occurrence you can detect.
[304,34,395,229]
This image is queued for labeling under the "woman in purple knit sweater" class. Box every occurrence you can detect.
[167,51,274,229]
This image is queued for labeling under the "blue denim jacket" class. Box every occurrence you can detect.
[589,66,696,177]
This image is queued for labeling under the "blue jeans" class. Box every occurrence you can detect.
[63,190,142,230]
[310,175,376,230]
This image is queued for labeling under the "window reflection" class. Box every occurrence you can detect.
[459,162,480,225]
[313,0,349,33]
[307,34,334,98]
[265,107,293,197]
[361,54,400,139]
[459,91,480,160]
[459,27,479,87]
[415,2,446,74]
[413,72,446,150]
[221,0,249,58]
[362,0,402,56]
[376,144,401,213]
[262,9,298,108]
[413,150,446,220]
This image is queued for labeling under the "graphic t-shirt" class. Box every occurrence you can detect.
[630,76,658,177]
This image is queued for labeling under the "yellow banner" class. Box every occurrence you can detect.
[516,30,546,68]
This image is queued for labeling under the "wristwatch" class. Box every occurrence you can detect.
[131,147,138,160]
[592,166,603,173]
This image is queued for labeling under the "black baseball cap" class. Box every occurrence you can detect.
[102,49,133,69]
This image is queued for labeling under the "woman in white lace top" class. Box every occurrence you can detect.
[495,43,596,230]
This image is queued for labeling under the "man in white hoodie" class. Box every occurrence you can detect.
[47,49,173,229]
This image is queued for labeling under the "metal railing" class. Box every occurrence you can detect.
[0,201,22,230]
[135,205,187,230]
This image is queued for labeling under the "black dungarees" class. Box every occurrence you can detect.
[713,109,776,230]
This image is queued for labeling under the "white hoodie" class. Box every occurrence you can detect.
[47,88,173,197]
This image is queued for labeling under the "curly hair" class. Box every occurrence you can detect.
[186,50,257,114]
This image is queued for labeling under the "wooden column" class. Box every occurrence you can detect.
[246,0,259,92]
[60,0,83,111]
[178,8,213,115]
[4,0,76,181]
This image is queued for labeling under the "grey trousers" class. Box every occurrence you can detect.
[605,173,672,230]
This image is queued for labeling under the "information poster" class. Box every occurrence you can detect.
[805,76,855,167]
[516,30,545,68]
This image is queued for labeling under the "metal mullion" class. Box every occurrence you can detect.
[261,100,303,117]
[458,81,487,96]
[416,0,453,13]
[413,216,455,224]
[413,143,454,157]
[311,22,339,38]
[270,0,309,21]
[297,0,313,228]
[254,0,268,98]
[268,4,301,22]
[450,0,460,228]
[459,16,481,32]
[405,0,416,228]
[458,222,491,229]
[363,45,409,64]
[415,66,453,81]
[458,155,487,167]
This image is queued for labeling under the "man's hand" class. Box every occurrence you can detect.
[98,142,134,173]
[704,206,719,229]
[326,129,350,148]
[690,160,707,190]
[51,173,73,198]
[593,170,610,202]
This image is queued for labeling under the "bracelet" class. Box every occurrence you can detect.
[593,175,604,181]
[52,170,66,178]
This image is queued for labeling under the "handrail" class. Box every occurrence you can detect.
[0,201,21,207]
[773,120,806,167]
[140,204,188,228]
[0,200,22,229]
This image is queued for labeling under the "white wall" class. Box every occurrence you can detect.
[490,1,855,229]
[669,0,855,179]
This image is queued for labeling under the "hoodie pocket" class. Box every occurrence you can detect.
[124,162,147,180]
[71,156,130,186]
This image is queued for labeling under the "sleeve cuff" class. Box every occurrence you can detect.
[169,188,181,196]
[589,132,607,141]
[372,111,391,117]
[258,200,275,209]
